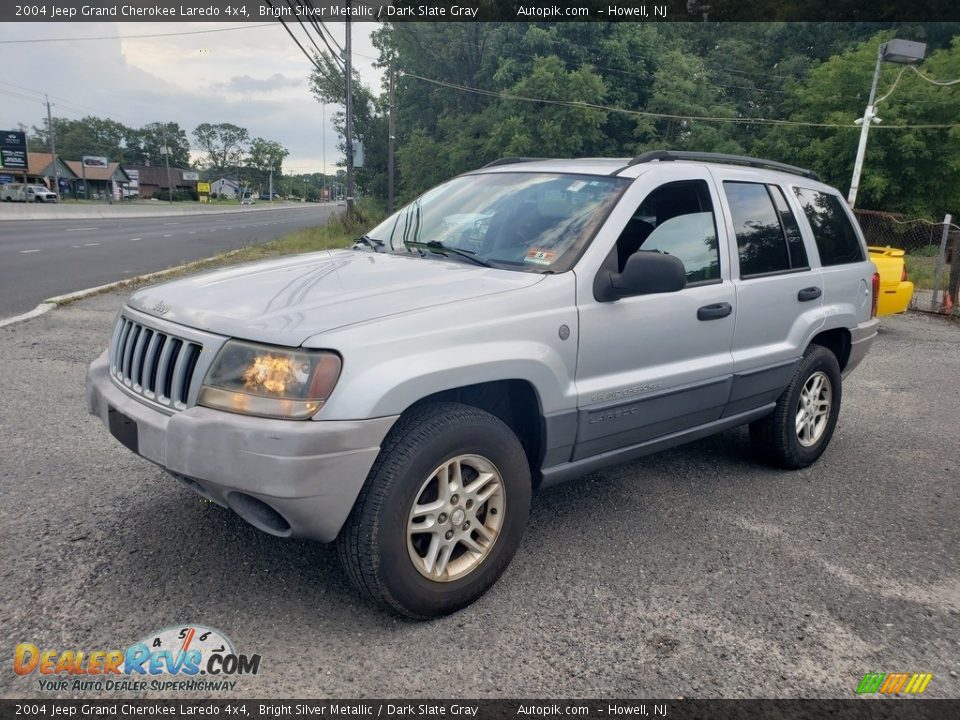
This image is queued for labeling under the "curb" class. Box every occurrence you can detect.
[0,247,246,329]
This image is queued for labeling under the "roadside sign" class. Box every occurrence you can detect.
[0,130,27,170]
[183,171,200,181]
[197,182,211,193]
[0,174,13,184]
[82,156,108,168]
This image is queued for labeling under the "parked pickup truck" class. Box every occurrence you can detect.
[87,151,879,618]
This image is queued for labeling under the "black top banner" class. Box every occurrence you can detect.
[2,0,960,23]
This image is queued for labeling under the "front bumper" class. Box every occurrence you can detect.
[86,350,397,542]
[843,317,880,379]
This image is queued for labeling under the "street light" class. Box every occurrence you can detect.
[848,39,926,207]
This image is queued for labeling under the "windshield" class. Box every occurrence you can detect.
[366,172,630,272]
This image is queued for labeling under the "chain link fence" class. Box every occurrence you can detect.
[853,209,960,316]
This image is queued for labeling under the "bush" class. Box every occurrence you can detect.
[156,189,199,202]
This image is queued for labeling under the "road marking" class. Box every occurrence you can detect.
[129,237,141,242]
[20,248,40,254]
[163,222,180,226]
[64,227,98,232]
[83,242,100,247]
[163,234,172,237]
[71,245,81,248]
[189,231,196,234]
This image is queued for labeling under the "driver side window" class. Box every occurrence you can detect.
[614,180,721,285]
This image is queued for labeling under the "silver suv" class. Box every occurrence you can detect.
[87,152,879,618]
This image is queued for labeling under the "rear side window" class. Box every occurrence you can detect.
[769,186,808,269]
[793,188,865,266]
[724,182,791,277]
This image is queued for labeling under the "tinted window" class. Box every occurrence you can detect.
[769,185,808,269]
[615,180,720,283]
[724,181,790,277]
[794,188,865,266]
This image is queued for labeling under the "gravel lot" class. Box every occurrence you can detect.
[1,294,957,700]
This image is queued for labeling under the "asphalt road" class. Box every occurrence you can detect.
[0,205,335,318]
[0,301,957,700]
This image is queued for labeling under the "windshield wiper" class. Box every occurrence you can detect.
[353,234,384,252]
[403,240,493,268]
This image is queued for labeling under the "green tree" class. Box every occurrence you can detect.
[192,122,249,174]
[126,122,190,167]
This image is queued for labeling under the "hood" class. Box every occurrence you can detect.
[127,249,544,346]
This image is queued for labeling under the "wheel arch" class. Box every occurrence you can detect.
[404,379,547,486]
[809,327,852,371]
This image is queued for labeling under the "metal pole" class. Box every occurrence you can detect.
[931,214,952,311]
[162,124,173,205]
[269,167,273,202]
[344,7,355,217]
[322,103,326,202]
[388,61,395,214]
[45,95,61,199]
[848,44,885,207]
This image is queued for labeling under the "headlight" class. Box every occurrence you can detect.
[198,340,341,419]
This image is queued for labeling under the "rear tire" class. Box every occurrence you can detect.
[750,345,842,469]
[336,402,531,619]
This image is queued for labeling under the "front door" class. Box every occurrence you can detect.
[573,166,737,461]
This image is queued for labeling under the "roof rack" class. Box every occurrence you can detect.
[626,150,820,181]
[481,157,547,169]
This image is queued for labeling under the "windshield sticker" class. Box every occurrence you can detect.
[525,248,557,265]
[566,180,587,192]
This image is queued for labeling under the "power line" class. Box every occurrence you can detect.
[401,70,960,131]
[0,23,275,44]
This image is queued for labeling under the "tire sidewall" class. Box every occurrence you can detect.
[784,348,843,465]
[374,414,531,617]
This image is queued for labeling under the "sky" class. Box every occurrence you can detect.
[0,21,385,175]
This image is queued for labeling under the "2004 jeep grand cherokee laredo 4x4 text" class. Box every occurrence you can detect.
[87,151,880,618]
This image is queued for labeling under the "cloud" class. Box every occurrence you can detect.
[215,73,303,93]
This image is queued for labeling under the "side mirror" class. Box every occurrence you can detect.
[597,251,687,301]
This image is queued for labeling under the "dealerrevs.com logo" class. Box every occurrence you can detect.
[13,624,261,692]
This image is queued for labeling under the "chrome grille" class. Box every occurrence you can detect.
[110,316,203,410]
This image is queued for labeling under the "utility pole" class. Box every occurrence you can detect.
[269,167,273,202]
[847,45,884,208]
[45,95,61,199]
[322,103,326,203]
[344,6,355,217]
[161,123,173,205]
[387,61,395,214]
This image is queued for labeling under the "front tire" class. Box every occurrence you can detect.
[336,402,532,619]
[750,345,842,469]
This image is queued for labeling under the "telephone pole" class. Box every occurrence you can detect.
[45,95,60,197]
[344,6,355,217]
[387,61,395,214]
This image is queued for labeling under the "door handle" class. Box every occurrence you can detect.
[697,302,732,321]
[797,286,822,302]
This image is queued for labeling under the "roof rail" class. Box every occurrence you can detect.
[626,150,820,181]
[481,157,547,169]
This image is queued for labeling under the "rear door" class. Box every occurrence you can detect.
[712,168,825,416]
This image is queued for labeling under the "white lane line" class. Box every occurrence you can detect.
[83,242,100,247]
[189,231,197,234]
[129,237,142,242]
[64,227,98,232]
[20,248,41,254]
[71,245,81,248]
[163,234,172,237]
[163,222,180,226]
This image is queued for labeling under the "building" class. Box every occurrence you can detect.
[124,165,199,199]
[3,153,79,196]
[63,160,131,200]
[210,177,242,199]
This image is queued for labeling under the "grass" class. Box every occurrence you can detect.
[905,254,948,291]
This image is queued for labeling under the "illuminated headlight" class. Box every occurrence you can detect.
[198,340,341,419]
